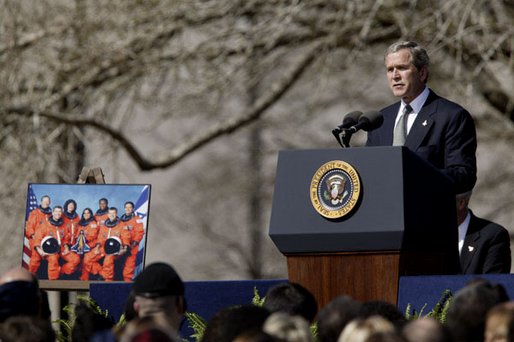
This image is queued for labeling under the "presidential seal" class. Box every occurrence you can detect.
[310,160,361,219]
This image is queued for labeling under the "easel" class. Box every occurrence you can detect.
[39,167,106,291]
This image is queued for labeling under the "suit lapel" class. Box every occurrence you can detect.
[460,213,481,273]
[381,103,400,146]
[405,90,439,150]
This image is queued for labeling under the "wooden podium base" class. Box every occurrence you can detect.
[286,251,401,308]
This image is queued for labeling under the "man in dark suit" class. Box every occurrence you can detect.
[366,41,477,194]
[457,191,511,274]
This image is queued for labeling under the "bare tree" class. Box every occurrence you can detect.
[1,0,513,277]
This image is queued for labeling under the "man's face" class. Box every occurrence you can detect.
[124,203,134,215]
[385,49,427,103]
[99,200,107,210]
[108,209,117,221]
[41,197,50,209]
[53,208,62,220]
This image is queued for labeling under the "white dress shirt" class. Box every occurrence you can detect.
[394,86,430,135]
[458,210,471,255]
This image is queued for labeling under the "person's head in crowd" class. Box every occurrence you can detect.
[446,279,509,341]
[131,262,186,334]
[119,315,177,342]
[338,316,396,342]
[455,190,472,225]
[359,301,407,331]
[264,282,318,322]
[402,317,452,342]
[317,295,362,342]
[263,312,312,342]
[0,316,55,342]
[72,301,115,342]
[485,301,514,342]
[202,305,270,342]
[234,330,284,342]
[366,331,407,342]
[0,267,42,322]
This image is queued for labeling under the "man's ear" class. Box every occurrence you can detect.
[419,65,428,83]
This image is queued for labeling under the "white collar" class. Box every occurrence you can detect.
[458,210,471,255]
[401,86,430,114]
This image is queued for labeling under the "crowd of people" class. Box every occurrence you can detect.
[25,196,145,282]
[0,262,513,341]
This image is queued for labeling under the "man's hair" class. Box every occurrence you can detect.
[263,282,318,322]
[203,305,270,342]
[317,296,362,342]
[40,195,50,202]
[359,301,407,330]
[99,198,108,204]
[108,207,118,213]
[385,41,430,72]
[446,279,509,341]
[72,302,115,342]
[53,205,63,211]
[0,316,55,342]
[263,312,313,342]
[125,201,135,208]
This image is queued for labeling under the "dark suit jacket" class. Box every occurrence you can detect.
[366,89,477,194]
[460,211,511,274]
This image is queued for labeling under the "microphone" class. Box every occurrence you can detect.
[332,111,363,147]
[346,111,383,133]
[334,111,363,131]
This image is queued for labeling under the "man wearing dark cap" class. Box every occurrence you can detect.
[131,262,186,336]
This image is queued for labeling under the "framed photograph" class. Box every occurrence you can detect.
[22,183,151,288]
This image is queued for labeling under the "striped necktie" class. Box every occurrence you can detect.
[393,104,413,146]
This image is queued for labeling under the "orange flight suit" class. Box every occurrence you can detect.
[25,207,51,273]
[62,211,80,243]
[86,219,131,281]
[31,218,80,280]
[76,219,100,281]
[120,213,145,281]
[94,209,109,226]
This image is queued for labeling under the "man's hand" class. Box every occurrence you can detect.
[119,245,128,256]
[36,246,46,257]
[93,244,101,255]
[62,245,70,256]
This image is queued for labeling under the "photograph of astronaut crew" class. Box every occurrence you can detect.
[22,183,151,282]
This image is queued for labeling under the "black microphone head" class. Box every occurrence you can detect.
[358,111,383,131]
[341,111,363,129]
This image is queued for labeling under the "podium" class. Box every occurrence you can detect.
[268,146,459,307]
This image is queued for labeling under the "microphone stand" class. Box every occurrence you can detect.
[340,129,354,148]
[332,128,354,148]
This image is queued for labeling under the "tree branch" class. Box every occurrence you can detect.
[4,40,323,171]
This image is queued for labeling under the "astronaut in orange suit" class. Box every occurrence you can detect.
[62,199,80,239]
[94,198,109,226]
[75,208,99,281]
[26,195,51,273]
[31,206,81,280]
[84,207,130,281]
[120,201,145,281]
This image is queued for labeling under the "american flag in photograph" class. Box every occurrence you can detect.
[22,185,38,269]
[134,185,150,277]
